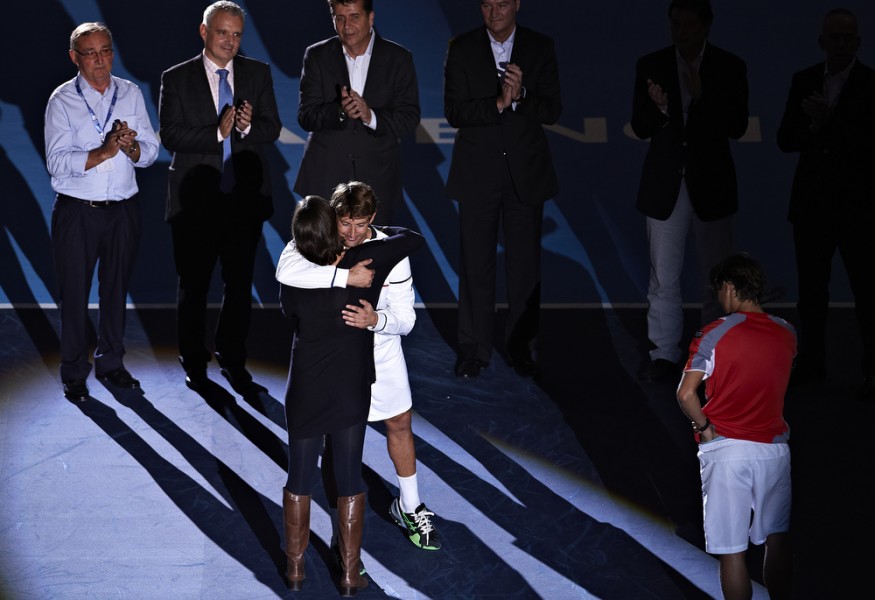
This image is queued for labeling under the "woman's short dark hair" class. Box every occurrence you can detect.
[292,196,345,266]
[709,252,766,304]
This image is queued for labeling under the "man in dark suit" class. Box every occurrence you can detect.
[777,8,875,401]
[158,1,281,392]
[294,0,420,226]
[444,0,561,379]
[631,0,748,382]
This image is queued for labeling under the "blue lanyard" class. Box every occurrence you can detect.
[75,77,119,142]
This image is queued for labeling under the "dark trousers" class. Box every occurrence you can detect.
[286,423,367,498]
[794,215,875,376]
[457,169,543,364]
[170,198,263,371]
[51,195,141,381]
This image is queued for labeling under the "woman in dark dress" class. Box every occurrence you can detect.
[278,188,423,596]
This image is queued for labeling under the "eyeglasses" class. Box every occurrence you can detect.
[74,48,114,60]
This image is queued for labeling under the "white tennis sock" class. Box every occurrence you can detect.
[397,473,421,513]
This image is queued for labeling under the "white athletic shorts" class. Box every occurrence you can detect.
[697,437,791,554]
[369,334,412,422]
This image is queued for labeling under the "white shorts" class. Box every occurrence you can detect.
[368,335,412,422]
[697,437,791,554]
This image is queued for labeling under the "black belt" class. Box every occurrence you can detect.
[58,193,122,208]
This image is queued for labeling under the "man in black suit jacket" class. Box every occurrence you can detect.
[159,1,281,392]
[777,8,875,401]
[294,0,420,226]
[444,0,561,379]
[631,0,748,382]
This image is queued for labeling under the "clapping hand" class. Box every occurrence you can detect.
[646,78,669,111]
[103,119,136,156]
[498,63,523,111]
[801,92,829,130]
[235,100,252,131]
[340,86,373,125]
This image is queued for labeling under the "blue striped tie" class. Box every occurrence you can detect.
[217,68,235,192]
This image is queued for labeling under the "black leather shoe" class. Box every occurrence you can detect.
[63,379,89,402]
[185,369,209,391]
[455,358,485,378]
[508,349,539,378]
[97,367,140,389]
[638,358,680,382]
[220,366,262,394]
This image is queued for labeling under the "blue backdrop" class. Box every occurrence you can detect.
[2,0,871,307]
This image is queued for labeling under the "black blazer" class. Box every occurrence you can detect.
[631,43,748,222]
[444,25,562,204]
[158,54,281,222]
[280,227,423,439]
[776,59,875,223]
[293,35,420,209]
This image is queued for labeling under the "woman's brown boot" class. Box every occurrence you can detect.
[337,492,368,597]
[282,490,311,591]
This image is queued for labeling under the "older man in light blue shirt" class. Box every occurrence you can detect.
[44,21,158,402]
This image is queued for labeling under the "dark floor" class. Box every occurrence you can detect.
[0,305,870,599]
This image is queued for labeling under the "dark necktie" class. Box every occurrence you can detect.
[217,68,235,192]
